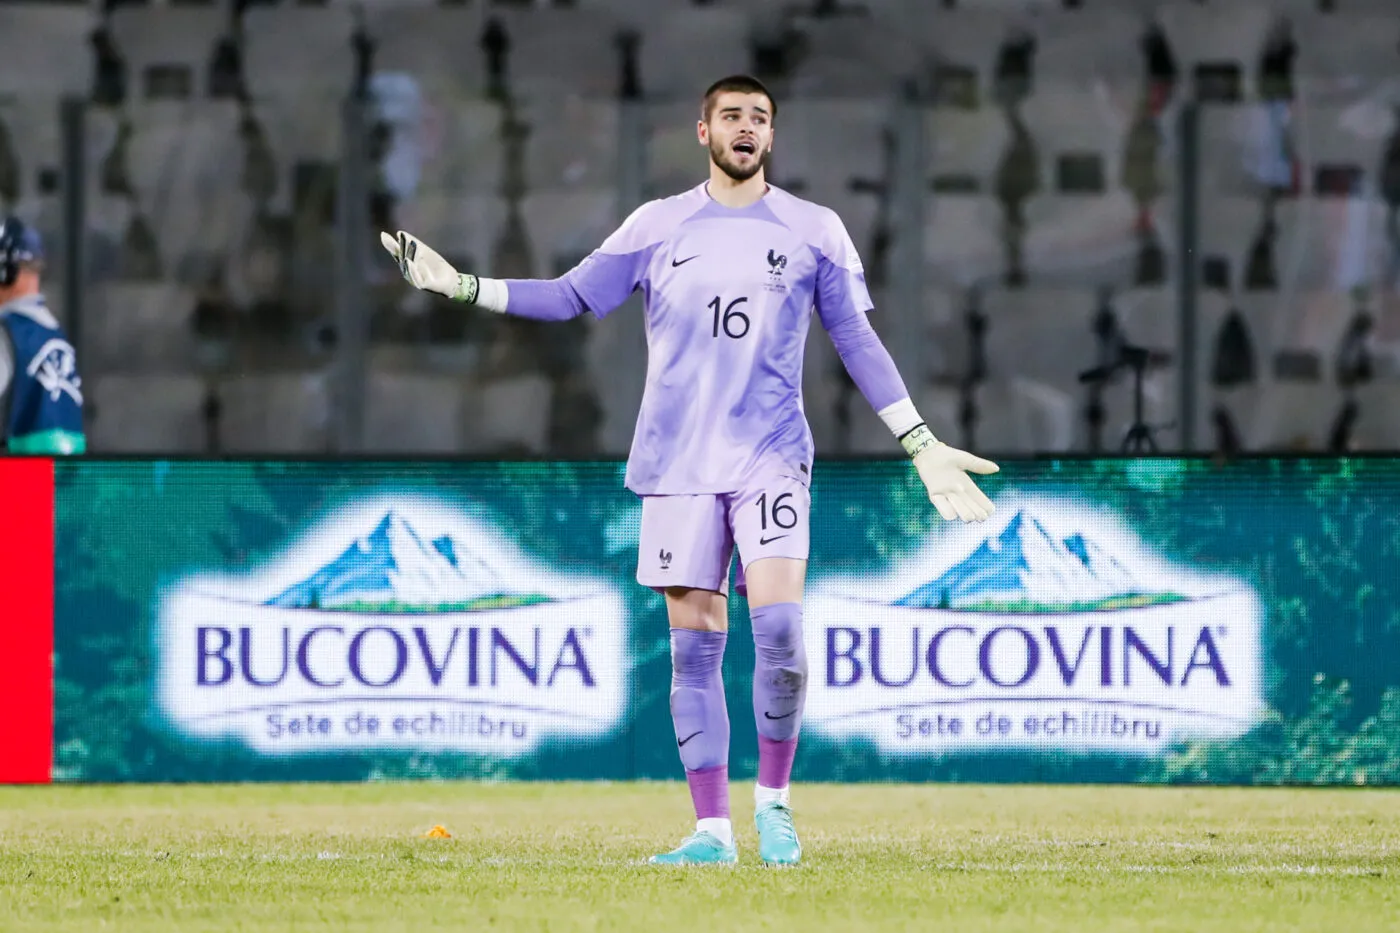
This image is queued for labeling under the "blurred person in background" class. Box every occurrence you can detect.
[0,217,86,455]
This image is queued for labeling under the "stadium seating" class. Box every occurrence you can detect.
[919,7,1012,107]
[1156,2,1278,100]
[1273,198,1391,291]
[1295,103,1390,195]
[519,97,620,191]
[363,6,486,98]
[1196,196,1267,290]
[364,369,465,453]
[1116,287,1182,361]
[770,99,889,194]
[1020,83,1126,194]
[0,0,1393,455]
[465,372,554,455]
[218,372,332,453]
[926,107,1011,195]
[241,5,357,100]
[923,196,1005,287]
[123,101,250,278]
[1029,8,1145,88]
[86,373,207,452]
[786,14,921,97]
[637,8,752,101]
[644,100,706,197]
[981,286,1101,393]
[581,292,647,454]
[492,7,620,102]
[1213,381,1346,451]
[1352,383,1400,449]
[249,98,345,177]
[1197,105,1273,199]
[87,281,198,373]
[1023,191,1146,284]
[109,6,227,101]
[1264,290,1369,372]
[519,188,619,278]
[0,3,95,99]
[409,97,507,198]
[1292,13,1400,85]
[0,99,64,207]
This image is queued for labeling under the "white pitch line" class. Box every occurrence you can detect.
[87,850,1393,877]
[927,861,1388,877]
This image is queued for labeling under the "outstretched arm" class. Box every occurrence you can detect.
[825,308,999,523]
[381,204,657,322]
[824,308,908,414]
[815,223,999,523]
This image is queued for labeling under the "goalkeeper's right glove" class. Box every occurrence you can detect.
[380,230,478,303]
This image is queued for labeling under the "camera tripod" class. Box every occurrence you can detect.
[1079,344,1171,453]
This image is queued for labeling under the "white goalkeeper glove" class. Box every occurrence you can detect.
[901,424,999,523]
[380,230,479,303]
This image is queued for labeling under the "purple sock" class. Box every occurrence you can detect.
[670,628,730,820]
[752,602,807,788]
[758,736,798,789]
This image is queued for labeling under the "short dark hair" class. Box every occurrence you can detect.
[701,75,777,123]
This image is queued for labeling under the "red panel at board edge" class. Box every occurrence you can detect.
[0,458,55,783]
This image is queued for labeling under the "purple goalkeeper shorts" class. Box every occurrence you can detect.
[636,472,811,597]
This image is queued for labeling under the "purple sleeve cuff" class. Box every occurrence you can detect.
[825,309,909,413]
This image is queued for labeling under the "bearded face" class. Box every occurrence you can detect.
[699,92,774,183]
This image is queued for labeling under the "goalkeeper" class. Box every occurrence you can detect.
[383,75,997,867]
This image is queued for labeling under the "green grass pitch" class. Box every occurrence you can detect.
[2,783,1397,931]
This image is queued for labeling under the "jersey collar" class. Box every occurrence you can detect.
[700,180,777,210]
[0,293,59,328]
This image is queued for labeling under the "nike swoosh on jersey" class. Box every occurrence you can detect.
[759,534,790,545]
[677,730,703,747]
[763,711,797,721]
[671,255,700,267]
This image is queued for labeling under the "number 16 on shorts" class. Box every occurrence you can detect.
[733,474,810,565]
[635,474,811,594]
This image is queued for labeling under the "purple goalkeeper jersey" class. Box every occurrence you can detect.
[554,183,878,496]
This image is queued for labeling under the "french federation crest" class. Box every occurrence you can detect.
[764,249,788,293]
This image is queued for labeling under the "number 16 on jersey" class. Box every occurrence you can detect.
[710,296,750,339]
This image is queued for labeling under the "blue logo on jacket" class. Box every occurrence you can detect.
[2,295,85,452]
[25,336,83,405]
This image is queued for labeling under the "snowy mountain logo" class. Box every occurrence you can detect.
[266,510,551,614]
[895,511,1186,614]
[156,496,626,757]
[804,497,1264,756]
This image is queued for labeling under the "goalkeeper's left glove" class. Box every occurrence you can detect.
[901,424,999,523]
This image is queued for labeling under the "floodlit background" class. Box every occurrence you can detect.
[6,0,1400,455]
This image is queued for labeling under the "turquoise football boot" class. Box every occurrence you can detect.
[647,831,738,866]
[754,801,802,866]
